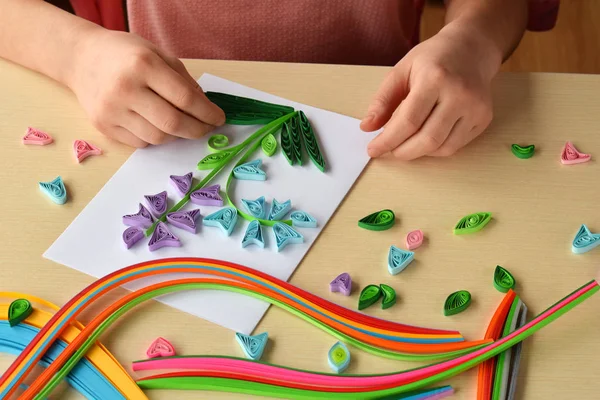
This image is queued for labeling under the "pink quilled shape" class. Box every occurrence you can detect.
[405,230,424,250]
[22,127,53,145]
[74,139,102,163]
[146,337,176,358]
[561,141,590,165]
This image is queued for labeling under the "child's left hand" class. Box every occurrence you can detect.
[360,25,501,160]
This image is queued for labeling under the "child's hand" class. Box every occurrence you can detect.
[360,25,501,160]
[69,30,225,148]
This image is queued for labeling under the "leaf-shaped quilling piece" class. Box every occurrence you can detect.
[207,134,229,152]
[205,92,293,125]
[405,229,424,250]
[443,290,472,316]
[22,127,53,145]
[267,199,292,220]
[197,149,235,170]
[511,144,535,159]
[122,203,154,228]
[572,224,600,254]
[289,115,303,165]
[358,284,382,310]
[241,196,266,219]
[38,176,67,205]
[203,207,238,236]
[73,139,102,163]
[242,220,265,248]
[148,222,180,251]
[146,337,176,358]
[235,332,268,360]
[272,222,304,252]
[290,210,317,228]
[358,209,395,231]
[329,273,352,296]
[190,184,223,207]
[166,209,201,233]
[453,212,492,235]
[327,341,351,374]
[144,191,168,218]
[561,141,591,165]
[280,121,296,165]
[122,226,144,249]
[379,284,397,309]
[494,265,516,293]
[261,133,277,157]
[233,159,266,181]
[298,111,326,172]
[169,172,193,196]
[387,245,414,275]
[8,299,33,327]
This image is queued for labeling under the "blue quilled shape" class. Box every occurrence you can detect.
[233,159,266,181]
[235,332,268,360]
[241,196,266,219]
[272,222,304,252]
[39,176,67,205]
[242,220,265,248]
[327,341,351,374]
[203,207,238,236]
[267,199,292,220]
[388,245,414,275]
[572,224,600,254]
[290,210,317,228]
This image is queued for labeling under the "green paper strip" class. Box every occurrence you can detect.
[491,297,521,400]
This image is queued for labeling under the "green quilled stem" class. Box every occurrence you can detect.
[36,281,599,399]
[144,112,296,236]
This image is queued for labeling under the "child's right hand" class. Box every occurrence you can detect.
[68,30,225,148]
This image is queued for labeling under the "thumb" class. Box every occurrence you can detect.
[360,62,410,132]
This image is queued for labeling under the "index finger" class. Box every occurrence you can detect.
[146,58,225,127]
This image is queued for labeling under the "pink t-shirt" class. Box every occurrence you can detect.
[70,0,560,66]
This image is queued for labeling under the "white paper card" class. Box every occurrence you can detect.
[44,74,376,334]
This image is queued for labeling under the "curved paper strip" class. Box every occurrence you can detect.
[561,141,590,165]
[493,266,516,293]
[205,92,294,125]
[242,220,264,248]
[166,209,200,234]
[405,230,424,250]
[235,332,268,361]
[268,199,292,221]
[273,222,304,252]
[328,341,351,374]
[329,273,352,296]
[491,299,522,400]
[288,115,303,165]
[443,291,471,316]
[358,209,395,231]
[290,211,317,228]
[122,227,144,249]
[208,134,229,152]
[358,285,382,310]
[190,184,223,207]
[122,204,153,229]
[144,191,168,218]
[146,337,175,358]
[22,127,53,146]
[380,284,397,310]
[169,173,193,197]
[197,149,236,171]
[453,212,491,235]
[506,303,528,400]
[38,176,67,205]
[298,111,326,172]
[280,121,296,165]
[388,246,414,276]
[571,224,600,254]
[510,144,535,159]
[261,133,277,157]
[241,196,266,219]
[8,299,33,327]
[148,222,180,251]
[203,207,238,236]
[233,159,266,181]
[73,140,102,163]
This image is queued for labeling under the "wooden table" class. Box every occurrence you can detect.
[1,58,599,399]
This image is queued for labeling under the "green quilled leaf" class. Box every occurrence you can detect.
[358,284,382,310]
[380,284,397,309]
[8,298,33,327]
[358,209,395,231]
[494,265,516,293]
[511,144,535,159]
[443,290,472,316]
[453,212,491,235]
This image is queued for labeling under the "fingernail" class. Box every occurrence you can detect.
[362,113,375,125]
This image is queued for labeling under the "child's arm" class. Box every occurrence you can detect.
[0,0,225,147]
[361,0,528,160]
